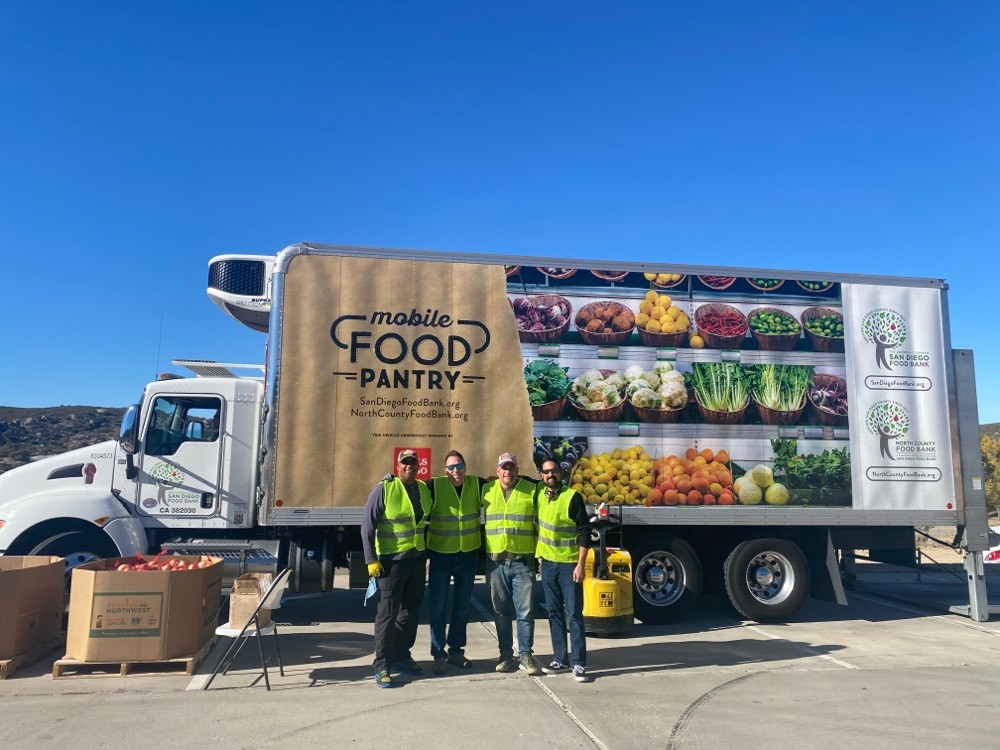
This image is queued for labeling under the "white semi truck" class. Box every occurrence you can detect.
[0,243,994,623]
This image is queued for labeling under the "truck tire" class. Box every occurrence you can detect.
[724,538,810,622]
[629,533,702,624]
[29,529,119,595]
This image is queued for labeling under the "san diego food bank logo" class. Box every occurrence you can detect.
[330,307,491,392]
[863,400,943,485]
[861,309,930,371]
[865,401,909,460]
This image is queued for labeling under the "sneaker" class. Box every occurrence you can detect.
[447,652,472,669]
[374,668,393,688]
[572,665,590,683]
[541,660,570,675]
[518,654,542,676]
[392,657,424,675]
[432,658,448,675]
[495,656,518,673]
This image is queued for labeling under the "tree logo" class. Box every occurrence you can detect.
[861,309,907,371]
[149,461,186,506]
[865,401,909,460]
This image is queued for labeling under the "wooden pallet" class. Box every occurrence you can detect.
[51,637,216,679]
[0,638,64,679]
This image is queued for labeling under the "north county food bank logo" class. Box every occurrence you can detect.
[865,401,909,460]
[330,307,491,391]
[861,309,907,371]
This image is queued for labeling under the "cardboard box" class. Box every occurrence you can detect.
[66,556,222,662]
[0,556,64,659]
[227,572,274,629]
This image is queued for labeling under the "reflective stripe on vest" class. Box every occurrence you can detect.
[375,478,432,556]
[536,486,580,563]
[482,478,538,555]
[427,476,482,553]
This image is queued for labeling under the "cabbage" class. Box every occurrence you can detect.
[750,464,774,488]
[738,482,763,505]
[652,362,675,377]
[764,483,789,506]
[604,372,626,390]
[630,388,662,409]
[623,365,645,382]
[626,379,651,398]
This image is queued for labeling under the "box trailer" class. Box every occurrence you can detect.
[0,242,993,623]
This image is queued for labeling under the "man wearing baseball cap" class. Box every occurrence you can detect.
[481,452,543,675]
[362,449,432,688]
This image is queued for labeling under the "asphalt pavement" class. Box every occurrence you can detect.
[1,563,999,750]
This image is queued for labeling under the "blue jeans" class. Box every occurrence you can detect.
[486,556,536,658]
[541,560,586,668]
[427,549,478,659]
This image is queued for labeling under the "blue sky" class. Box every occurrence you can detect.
[2,3,998,422]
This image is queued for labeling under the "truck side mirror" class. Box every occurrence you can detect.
[118,404,139,455]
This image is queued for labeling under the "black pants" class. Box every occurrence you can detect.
[373,554,426,670]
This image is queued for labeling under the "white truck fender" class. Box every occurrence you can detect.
[0,487,147,556]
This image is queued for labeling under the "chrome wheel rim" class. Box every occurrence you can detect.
[635,550,686,607]
[744,550,795,605]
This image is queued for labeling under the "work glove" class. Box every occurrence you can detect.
[368,561,383,578]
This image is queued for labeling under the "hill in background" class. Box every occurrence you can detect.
[0,406,127,474]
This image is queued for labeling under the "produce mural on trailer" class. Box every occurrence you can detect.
[509,269,856,508]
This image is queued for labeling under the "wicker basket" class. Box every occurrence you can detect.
[633,404,684,423]
[651,274,687,289]
[571,400,626,422]
[753,395,807,426]
[511,295,572,344]
[694,303,748,349]
[695,392,749,424]
[808,373,849,426]
[537,267,577,280]
[801,306,845,353]
[638,327,689,348]
[697,275,737,291]
[746,278,785,292]
[531,397,567,422]
[591,270,629,282]
[748,307,802,351]
[576,302,635,345]
[796,280,835,293]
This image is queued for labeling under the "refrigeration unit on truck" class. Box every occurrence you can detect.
[0,243,994,623]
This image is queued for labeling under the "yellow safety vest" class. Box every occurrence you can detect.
[536,486,581,563]
[482,478,537,555]
[375,478,432,556]
[427,476,482,553]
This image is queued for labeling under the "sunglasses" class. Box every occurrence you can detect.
[445,463,465,471]
[540,469,557,475]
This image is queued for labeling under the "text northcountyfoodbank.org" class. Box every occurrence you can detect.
[352,395,470,422]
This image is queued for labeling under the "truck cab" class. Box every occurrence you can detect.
[0,367,264,574]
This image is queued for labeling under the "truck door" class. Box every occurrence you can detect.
[136,395,225,520]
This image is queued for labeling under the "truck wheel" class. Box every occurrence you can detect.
[29,530,119,596]
[629,533,702,624]
[724,538,810,622]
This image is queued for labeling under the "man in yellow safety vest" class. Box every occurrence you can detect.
[536,458,592,682]
[362,449,432,688]
[426,450,483,674]
[482,452,542,675]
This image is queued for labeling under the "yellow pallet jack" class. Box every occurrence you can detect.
[582,504,634,635]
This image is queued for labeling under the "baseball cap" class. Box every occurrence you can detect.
[497,452,517,467]
[398,449,418,463]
